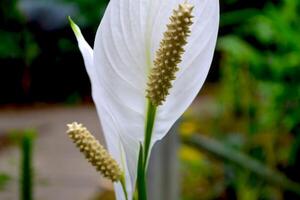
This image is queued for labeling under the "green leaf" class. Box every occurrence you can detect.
[183,134,300,195]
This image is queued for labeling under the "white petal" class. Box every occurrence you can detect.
[69,17,95,84]
[92,0,219,199]
[93,1,150,198]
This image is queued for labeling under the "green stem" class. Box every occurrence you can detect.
[120,174,128,200]
[143,101,157,167]
[20,131,35,200]
[135,101,157,200]
[137,145,147,200]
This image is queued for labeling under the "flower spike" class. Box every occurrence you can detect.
[67,122,122,182]
[146,3,194,106]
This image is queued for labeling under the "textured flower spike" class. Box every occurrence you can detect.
[67,122,122,182]
[146,3,194,106]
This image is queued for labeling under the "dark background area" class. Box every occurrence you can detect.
[0,0,272,104]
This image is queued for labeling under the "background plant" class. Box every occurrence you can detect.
[178,0,300,199]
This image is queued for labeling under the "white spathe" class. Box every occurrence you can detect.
[71,0,219,199]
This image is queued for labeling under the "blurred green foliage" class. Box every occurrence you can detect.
[0,173,11,191]
[0,0,109,104]
[179,0,300,199]
[0,0,39,62]
[61,0,109,28]
[218,0,300,166]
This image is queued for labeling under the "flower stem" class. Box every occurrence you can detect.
[143,101,157,167]
[135,101,157,200]
[137,145,147,200]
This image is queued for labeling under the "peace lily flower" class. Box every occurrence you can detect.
[69,0,219,199]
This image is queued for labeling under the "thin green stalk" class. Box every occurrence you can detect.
[143,101,157,167]
[135,101,157,200]
[120,174,128,200]
[20,131,35,200]
[137,145,147,200]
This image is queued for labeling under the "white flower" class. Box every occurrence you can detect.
[70,0,219,199]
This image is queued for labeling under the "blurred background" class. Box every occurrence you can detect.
[0,0,300,199]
